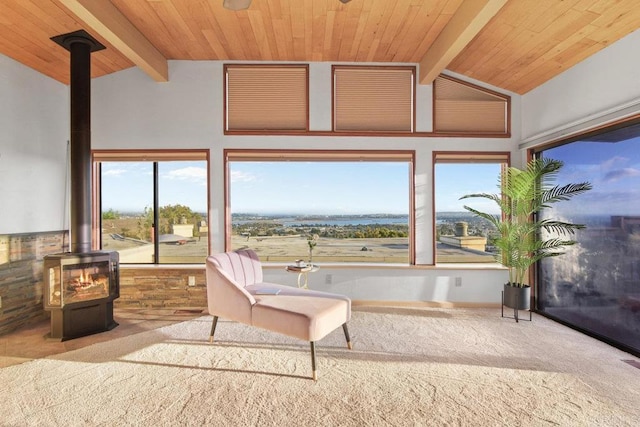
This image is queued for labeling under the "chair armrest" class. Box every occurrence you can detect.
[206,257,256,324]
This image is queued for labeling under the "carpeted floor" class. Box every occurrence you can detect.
[3,306,640,426]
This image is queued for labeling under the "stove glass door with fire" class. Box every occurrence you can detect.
[47,260,110,307]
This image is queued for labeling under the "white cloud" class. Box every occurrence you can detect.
[602,167,640,183]
[163,166,207,184]
[103,169,127,177]
[231,170,257,183]
[601,156,629,171]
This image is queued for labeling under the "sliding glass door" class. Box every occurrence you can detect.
[537,121,640,355]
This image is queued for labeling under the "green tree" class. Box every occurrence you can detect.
[159,204,203,235]
[102,209,120,220]
[137,206,155,241]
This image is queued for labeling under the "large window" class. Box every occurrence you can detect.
[94,151,209,264]
[537,120,640,355]
[226,150,413,264]
[434,152,509,263]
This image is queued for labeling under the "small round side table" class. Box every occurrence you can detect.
[285,264,320,289]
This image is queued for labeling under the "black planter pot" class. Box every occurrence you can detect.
[502,283,531,322]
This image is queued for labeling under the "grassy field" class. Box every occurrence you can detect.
[102,232,409,264]
[102,228,489,264]
[232,234,409,263]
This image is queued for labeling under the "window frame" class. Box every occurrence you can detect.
[532,114,640,357]
[224,149,416,265]
[332,65,416,133]
[432,151,511,264]
[224,63,310,134]
[433,74,511,137]
[92,149,210,264]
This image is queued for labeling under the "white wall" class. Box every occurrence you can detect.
[91,60,517,304]
[521,28,640,147]
[1,26,638,304]
[0,54,68,234]
[263,265,507,305]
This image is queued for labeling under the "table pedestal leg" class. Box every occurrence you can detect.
[297,272,308,289]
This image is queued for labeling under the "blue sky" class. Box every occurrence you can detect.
[544,136,640,216]
[100,137,640,217]
[435,163,502,214]
[230,161,410,215]
[100,161,503,215]
[101,161,208,213]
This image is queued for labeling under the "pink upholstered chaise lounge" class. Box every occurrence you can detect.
[205,249,352,380]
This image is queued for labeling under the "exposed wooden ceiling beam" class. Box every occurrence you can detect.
[58,0,168,82]
[419,0,507,86]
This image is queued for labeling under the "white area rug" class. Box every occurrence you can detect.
[3,307,640,426]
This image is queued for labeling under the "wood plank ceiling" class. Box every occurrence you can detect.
[0,0,639,94]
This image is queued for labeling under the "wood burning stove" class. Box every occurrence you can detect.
[45,30,120,341]
[44,251,119,340]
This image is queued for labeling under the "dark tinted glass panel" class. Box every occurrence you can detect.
[538,123,640,354]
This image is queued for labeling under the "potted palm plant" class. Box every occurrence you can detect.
[460,157,592,321]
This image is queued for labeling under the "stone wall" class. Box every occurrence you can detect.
[0,231,68,336]
[117,267,207,309]
[0,230,208,336]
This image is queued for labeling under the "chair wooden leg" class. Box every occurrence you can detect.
[310,341,317,381]
[209,316,218,343]
[342,323,352,349]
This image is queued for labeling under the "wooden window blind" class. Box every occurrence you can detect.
[434,75,510,134]
[333,66,414,132]
[433,152,510,164]
[225,65,308,131]
[93,150,208,162]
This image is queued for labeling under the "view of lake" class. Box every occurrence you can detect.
[233,216,410,227]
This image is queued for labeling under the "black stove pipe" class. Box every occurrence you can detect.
[51,30,105,254]
[69,39,92,253]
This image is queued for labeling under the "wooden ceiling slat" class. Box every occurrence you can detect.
[181,2,223,59]
[590,0,640,37]
[386,3,424,61]
[353,0,383,61]
[347,1,371,61]
[303,0,314,62]
[328,3,346,60]
[490,7,608,91]
[202,5,234,59]
[419,0,508,85]
[311,0,327,61]
[373,0,409,62]
[337,1,364,62]
[397,0,458,63]
[449,0,640,93]
[508,38,601,94]
[0,0,638,92]
[177,1,223,59]
[247,10,273,60]
[322,9,336,60]
[361,0,395,62]
[569,0,604,15]
[161,1,200,46]
[109,1,172,55]
[260,2,280,61]
[527,0,578,34]
[448,0,543,74]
